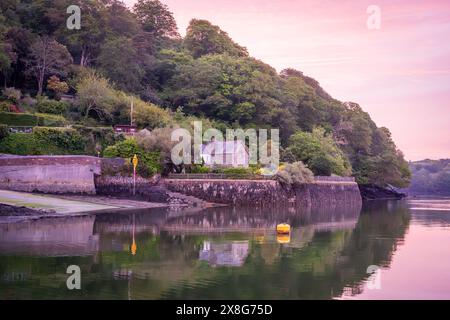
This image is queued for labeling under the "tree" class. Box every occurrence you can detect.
[76,73,116,120]
[57,0,108,66]
[47,75,69,99]
[133,99,171,129]
[184,19,248,58]
[276,161,314,186]
[287,127,351,176]
[97,37,144,92]
[133,0,179,39]
[25,36,72,95]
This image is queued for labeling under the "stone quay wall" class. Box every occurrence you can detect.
[0,155,101,194]
[162,178,362,207]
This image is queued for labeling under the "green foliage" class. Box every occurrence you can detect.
[72,125,119,155]
[0,112,38,126]
[0,101,13,112]
[184,19,248,58]
[287,127,351,176]
[276,162,314,186]
[133,0,179,38]
[0,133,40,155]
[189,164,210,174]
[216,167,254,175]
[97,37,144,92]
[405,159,449,195]
[32,127,85,154]
[36,113,67,126]
[76,72,116,121]
[103,139,161,177]
[0,1,411,187]
[0,124,9,140]
[133,98,171,129]
[309,153,334,176]
[0,126,83,155]
[36,97,68,114]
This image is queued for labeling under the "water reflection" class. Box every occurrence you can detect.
[0,199,437,300]
[199,241,249,267]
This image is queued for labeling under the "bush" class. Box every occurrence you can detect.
[2,87,21,103]
[0,124,9,141]
[33,127,85,154]
[36,97,69,114]
[0,101,12,112]
[36,113,68,126]
[309,153,333,176]
[276,161,314,186]
[103,139,161,177]
[0,133,41,155]
[189,164,210,173]
[72,125,119,155]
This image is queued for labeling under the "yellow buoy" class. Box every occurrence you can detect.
[276,223,290,234]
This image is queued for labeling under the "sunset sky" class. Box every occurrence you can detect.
[125,0,450,161]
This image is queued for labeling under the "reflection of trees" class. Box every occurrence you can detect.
[0,201,410,299]
[160,201,410,299]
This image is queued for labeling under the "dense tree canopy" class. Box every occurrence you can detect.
[0,0,411,187]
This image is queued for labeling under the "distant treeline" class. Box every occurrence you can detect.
[406,159,450,195]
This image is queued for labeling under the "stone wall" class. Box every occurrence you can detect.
[162,178,362,208]
[94,174,168,202]
[0,155,101,194]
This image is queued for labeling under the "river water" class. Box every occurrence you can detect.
[0,199,449,300]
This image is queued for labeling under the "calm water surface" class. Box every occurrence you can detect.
[1,199,450,299]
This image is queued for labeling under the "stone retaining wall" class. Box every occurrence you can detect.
[0,155,101,194]
[162,178,362,207]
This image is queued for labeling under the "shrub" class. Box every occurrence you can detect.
[0,101,12,112]
[189,164,210,173]
[309,153,333,176]
[103,139,161,177]
[0,133,41,155]
[33,127,85,154]
[36,97,69,114]
[2,87,21,103]
[275,161,314,186]
[36,113,68,126]
[0,124,9,141]
[72,125,119,155]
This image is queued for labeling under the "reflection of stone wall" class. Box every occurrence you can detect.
[162,179,362,207]
[0,216,97,256]
[0,155,101,194]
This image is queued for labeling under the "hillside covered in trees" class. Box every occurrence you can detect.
[0,0,411,187]
[405,159,450,196]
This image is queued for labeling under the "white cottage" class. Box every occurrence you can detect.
[200,140,249,167]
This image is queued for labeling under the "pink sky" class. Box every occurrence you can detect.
[125,0,450,161]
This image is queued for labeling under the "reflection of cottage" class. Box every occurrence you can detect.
[199,241,249,267]
[114,125,137,136]
[201,140,249,167]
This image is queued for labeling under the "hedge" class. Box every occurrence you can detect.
[0,127,85,155]
[0,133,41,155]
[0,112,67,127]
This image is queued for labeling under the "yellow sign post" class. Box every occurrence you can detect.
[132,154,138,195]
